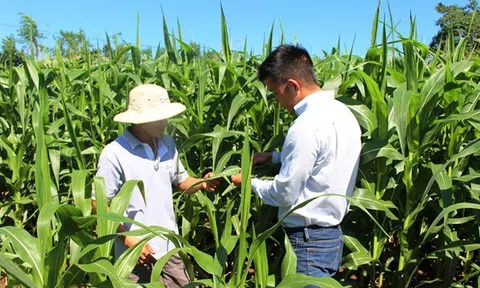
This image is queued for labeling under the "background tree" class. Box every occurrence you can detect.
[0,35,24,66]
[58,29,91,58]
[17,13,45,59]
[141,47,153,60]
[189,41,201,57]
[430,0,480,55]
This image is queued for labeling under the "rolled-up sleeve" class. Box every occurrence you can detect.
[251,124,321,207]
[272,151,282,163]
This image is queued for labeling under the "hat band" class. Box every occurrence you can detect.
[128,102,172,112]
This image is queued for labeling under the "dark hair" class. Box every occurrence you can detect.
[257,44,317,85]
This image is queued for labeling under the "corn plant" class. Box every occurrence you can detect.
[1,2,480,288]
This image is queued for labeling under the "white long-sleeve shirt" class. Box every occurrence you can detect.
[251,90,361,228]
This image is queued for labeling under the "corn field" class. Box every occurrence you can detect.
[1,5,480,288]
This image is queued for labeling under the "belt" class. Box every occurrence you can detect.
[283,224,339,234]
[284,224,340,242]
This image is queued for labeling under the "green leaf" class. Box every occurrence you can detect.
[114,234,155,278]
[432,242,480,254]
[71,170,90,215]
[453,172,480,183]
[66,69,86,82]
[235,129,253,284]
[107,180,145,235]
[227,93,252,130]
[162,12,177,64]
[429,163,453,207]
[252,225,268,287]
[188,247,216,275]
[419,61,470,109]
[281,232,297,279]
[402,40,418,91]
[422,203,480,245]
[94,177,109,241]
[220,4,231,63]
[214,151,239,175]
[253,80,268,106]
[370,1,380,47]
[0,253,38,288]
[150,248,181,286]
[96,212,187,248]
[436,110,480,123]
[337,96,378,136]
[68,234,118,265]
[77,258,137,288]
[195,192,219,249]
[46,205,96,286]
[58,81,85,170]
[33,106,54,209]
[419,60,473,128]
[356,70,388,140]
[24,58,39,90]
[452,139,480,160]
[360,140,404,165]
[221,235,239,255]
[276,273,343,288]
[56,265,85,288]
[130,46,141,73]
[0,227,43,286]
[392,89,413,156]
[213,234,239,277]
[351,188,398,220]
[343,235,370,254]
[37,203,60,256]
[341,251,374,269]
[179,131,243,154]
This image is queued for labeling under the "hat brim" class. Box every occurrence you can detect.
[113,103,186,124]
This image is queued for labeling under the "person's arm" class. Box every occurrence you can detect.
[171,143,219,194]
[252,152,282,166]
[251,124,322,207]
[177,173,219,194]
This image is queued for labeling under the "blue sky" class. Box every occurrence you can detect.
[0,0,464,57]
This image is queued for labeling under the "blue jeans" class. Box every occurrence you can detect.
[287,225,343,288]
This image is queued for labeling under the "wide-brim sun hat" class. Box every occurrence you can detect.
[113,84,186,124]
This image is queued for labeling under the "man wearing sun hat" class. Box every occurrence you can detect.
[92,83,219,286]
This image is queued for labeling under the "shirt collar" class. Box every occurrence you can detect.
[293,90,335,116]
[122,128,169,159]
[122,128,142,149]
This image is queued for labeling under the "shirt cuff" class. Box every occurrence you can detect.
[251,178,278,207]
[272,152,281,164]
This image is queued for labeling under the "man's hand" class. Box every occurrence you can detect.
[253,152,273,166]
[202,172,220,192]
[231,172,242,187]
[123,235,156,265]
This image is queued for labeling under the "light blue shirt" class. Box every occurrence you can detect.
[251,90,361,228]
[93,129,189,259]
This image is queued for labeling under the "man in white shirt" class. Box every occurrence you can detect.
[92,84,219,286]
[231,44,361,282]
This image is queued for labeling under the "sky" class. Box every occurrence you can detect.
[0,0,465,57]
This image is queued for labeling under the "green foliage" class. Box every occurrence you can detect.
[58,29,91,58]
[17,13,45,59]
[430,0,480,56]
[0,2,479,287]
[0,35,25,67]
